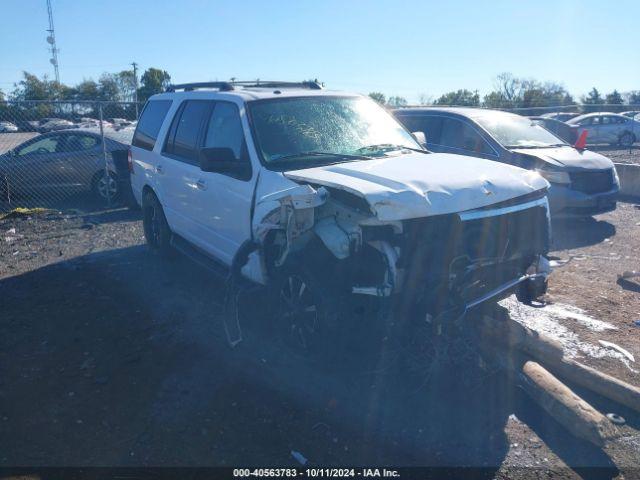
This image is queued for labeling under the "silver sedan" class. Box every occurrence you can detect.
[568,112,640,147]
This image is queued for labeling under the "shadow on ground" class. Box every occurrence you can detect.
[551,217,616,251]
[0,244,623,474]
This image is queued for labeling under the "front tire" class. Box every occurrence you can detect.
[273,262,344,366]
[142,190,173,257]
[516,276,548,304]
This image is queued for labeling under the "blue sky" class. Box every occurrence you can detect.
[1,0,638,102]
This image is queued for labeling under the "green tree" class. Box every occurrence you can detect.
[606,90,623,105]
[11,72,68,101]
[387,96,408,107]
[605,90,624,112]
[368,92,386,104]
[582,87,605,112]
[115,70,137,102]
[97,74,121,102]
[73,79,100,101]
[138,68,171,102]
[628,91,640,105]
[435,89,479,106]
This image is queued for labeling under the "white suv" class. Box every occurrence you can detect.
[129,81,551,359]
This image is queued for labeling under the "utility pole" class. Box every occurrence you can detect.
[45,0,60,83]
[131,61,139,117]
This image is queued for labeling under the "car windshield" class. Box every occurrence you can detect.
[475,112,567,148]
[248,96,421,167]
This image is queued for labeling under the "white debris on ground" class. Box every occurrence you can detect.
[500,296,637,372]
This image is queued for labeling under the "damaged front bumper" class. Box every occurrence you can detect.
[350,195,552,315]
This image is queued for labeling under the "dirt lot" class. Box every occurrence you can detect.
[1,199,639,477]
[590,145,640,165]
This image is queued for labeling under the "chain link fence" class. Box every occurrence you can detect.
[1,99,638,215]
[0,100,141,213]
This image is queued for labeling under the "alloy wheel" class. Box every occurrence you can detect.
[277,274,320,352]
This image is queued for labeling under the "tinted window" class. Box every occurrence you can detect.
[204,102,245,159]
[18,136,61,155]
[164,100,210,163]
[440,118,494,154]
[397,115,443,144]
[132,100,172,151]
[60,134,99,152]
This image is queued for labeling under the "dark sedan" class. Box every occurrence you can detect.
[529,116,579,144]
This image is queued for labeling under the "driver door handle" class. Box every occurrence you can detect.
[196,179,207,191]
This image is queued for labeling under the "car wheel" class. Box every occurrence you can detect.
[0,175,10,202]
[273,262,343,365]
[516,276,548,304]
[619,132,635,147]
[142,190,173,257]
[92,171,120,202]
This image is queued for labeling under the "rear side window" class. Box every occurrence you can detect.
[440,118,494,155]
[132,100,172,151]
[397,115,443,144]
[164,100,210,163]
[61,134,100,152]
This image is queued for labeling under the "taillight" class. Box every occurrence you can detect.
[127,148,134,174]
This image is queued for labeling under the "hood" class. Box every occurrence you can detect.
[284,153,548,221]
[510,146,613,170]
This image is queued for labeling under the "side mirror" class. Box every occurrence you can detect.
[412,131,427,147]
[199,147,251,178]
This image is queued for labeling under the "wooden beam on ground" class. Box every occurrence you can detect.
[519,361,617,447]
[479,313,640,413]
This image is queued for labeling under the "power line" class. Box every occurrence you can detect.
[131,61,139,116]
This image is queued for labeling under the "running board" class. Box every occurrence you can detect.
[170,234,229,279]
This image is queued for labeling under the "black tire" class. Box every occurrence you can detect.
[272,261,344,366]
[142,190,173,257]
[0,176,9,202]
[91,170,120,202]
[516,276,548,304]
[619,132,635,148]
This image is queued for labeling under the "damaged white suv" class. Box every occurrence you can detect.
[129,81,551,358]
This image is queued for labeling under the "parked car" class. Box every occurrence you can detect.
[0,121,19,133]
[567,112,640,147]
[540,112,580,122]
[0,129,130,202]
[394,107,619,217]
[15,120,41,132]
[37,118,76,133]
[529,116,579,144]
[129,81,552,359]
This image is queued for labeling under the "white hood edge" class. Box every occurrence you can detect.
[284,153,549,221]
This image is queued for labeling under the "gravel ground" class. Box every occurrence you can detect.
[589,145,640,165]
[1,200,639,476]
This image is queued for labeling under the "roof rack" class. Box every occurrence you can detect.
[165,80,323,93]
[165,82,234,92]
[232,80,323,90]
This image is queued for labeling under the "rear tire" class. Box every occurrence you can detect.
[619,132,635,148]
[92,170,120,202]
[142,190,173,257]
